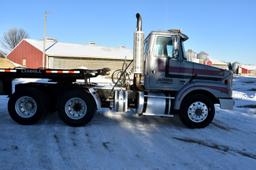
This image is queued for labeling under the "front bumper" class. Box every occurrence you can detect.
[219,98,234,110]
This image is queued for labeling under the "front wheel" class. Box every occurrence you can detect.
[57,90,96,126]
[179,94,215,128]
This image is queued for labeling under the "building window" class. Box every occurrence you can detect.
[22,59,26,66]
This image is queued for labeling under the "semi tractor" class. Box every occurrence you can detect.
[0,13,233,128]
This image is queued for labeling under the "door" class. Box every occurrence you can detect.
[146,35,193,91]
[146,36,175,90]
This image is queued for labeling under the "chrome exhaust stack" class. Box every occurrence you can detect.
[133,13,144,90]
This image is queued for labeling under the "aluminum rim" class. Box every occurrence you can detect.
[15,96,38,118]
[65,97,87,120]
[187,101,208,123]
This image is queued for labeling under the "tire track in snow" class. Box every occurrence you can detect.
[173,136,256,160]
[51,127,80,170]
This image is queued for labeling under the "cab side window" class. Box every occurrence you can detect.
[144,38,149,56]
[154,36,173,58]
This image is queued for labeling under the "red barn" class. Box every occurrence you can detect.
[7,39,44,68]
[238,65,251,75]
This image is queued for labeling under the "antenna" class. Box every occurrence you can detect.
[42,11,48,68]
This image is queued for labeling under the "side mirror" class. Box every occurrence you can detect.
[173,39,179,59]
[173,37,182,62]
[173,40,178,51]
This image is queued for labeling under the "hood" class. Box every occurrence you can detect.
[192,62,232,81]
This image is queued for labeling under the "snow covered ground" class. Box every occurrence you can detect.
[0,75,256,170]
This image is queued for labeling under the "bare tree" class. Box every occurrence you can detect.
[0,50,6,58]
[1,28,29,51]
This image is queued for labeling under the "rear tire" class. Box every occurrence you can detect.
[179,94,215,128]
[57,90,96,126]
[8,88,47,125]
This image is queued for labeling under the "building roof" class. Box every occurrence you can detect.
[23,39,133,60]
[0,58,16,68]
[240,64,256,70]
[209,58,228,66]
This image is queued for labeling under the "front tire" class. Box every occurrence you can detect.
[8,88,47,125]
[57,90,96,126]
[179,94,215,128]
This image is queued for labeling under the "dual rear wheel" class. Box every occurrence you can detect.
[8,88,96,126]
[8,88,47,125]
[57,90,96,126]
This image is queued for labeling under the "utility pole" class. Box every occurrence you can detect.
[42,11,47,68]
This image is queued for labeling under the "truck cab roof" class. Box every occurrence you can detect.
[148,29,189,41]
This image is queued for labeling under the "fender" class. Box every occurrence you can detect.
[174,82,229,110]
[88,88,102,110]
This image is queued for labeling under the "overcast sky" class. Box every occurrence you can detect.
[0,0,255,64]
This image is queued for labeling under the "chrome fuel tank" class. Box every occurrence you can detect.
[137,92,173,116]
